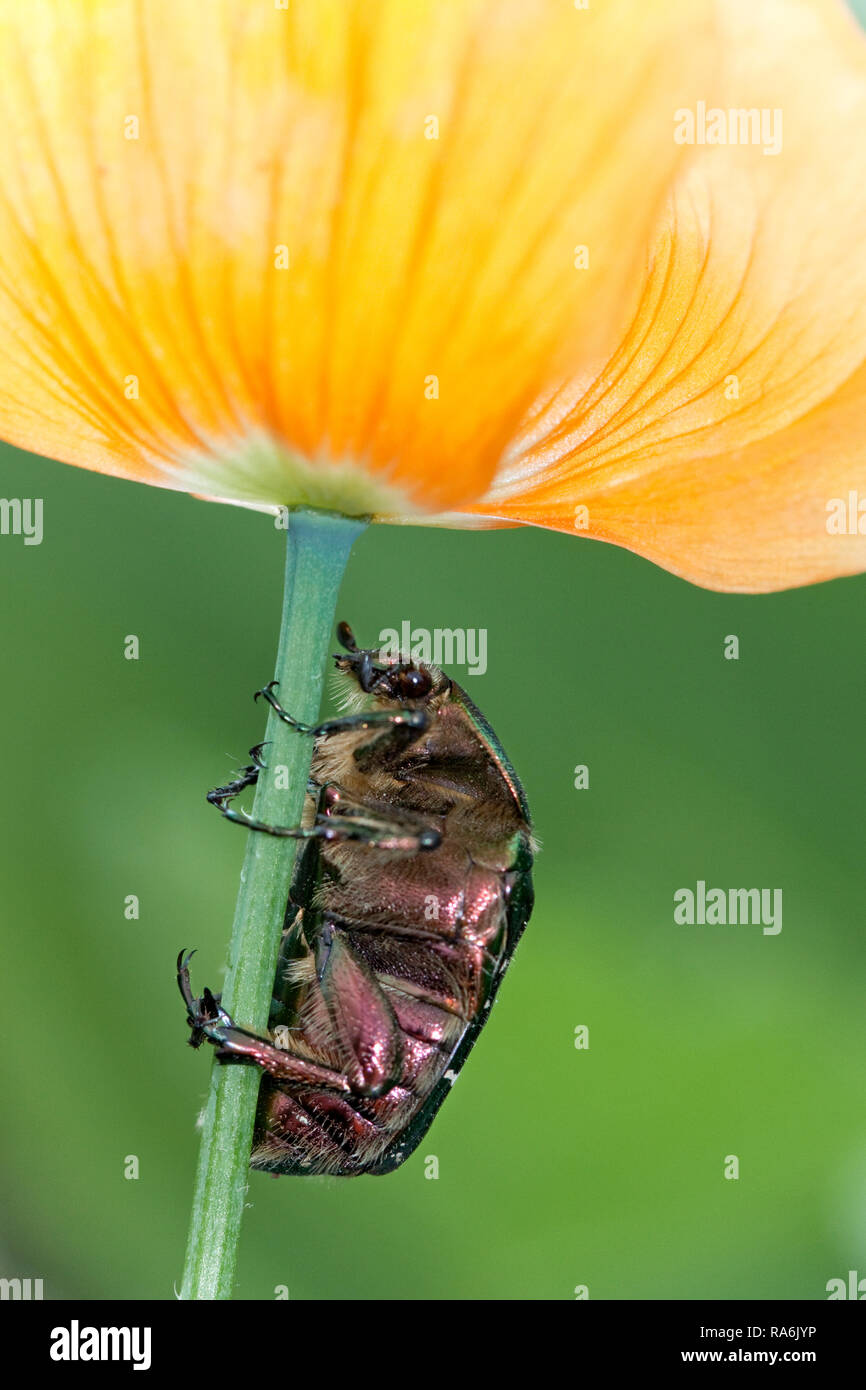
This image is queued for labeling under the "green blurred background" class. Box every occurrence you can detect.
[1,438,865,1302]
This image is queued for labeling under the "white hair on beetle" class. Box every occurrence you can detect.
[330,667,370,714]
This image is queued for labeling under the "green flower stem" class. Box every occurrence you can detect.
[180,507,366,1300]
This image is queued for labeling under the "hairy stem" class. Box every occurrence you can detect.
[180,507,366,1300]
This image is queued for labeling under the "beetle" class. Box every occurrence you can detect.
[178,620,534,1175]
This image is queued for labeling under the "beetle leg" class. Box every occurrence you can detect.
[315,708,429,741]
[213,772,440,850]
[253,680,315,731]
[208,704,433,842]
[312,922,402,1097]
[214,801,440,852]
[177,949,230,1049]
[176,950,351,1092]
[257,680,430,744]
[206,742,267,812]
[260,700,430,771]
[318,783,443,850]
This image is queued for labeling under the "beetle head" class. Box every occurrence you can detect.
[334,621,446,703]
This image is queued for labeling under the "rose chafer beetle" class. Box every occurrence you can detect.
[178,621,534,1176]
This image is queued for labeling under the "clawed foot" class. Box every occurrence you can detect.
[176,949,232,1049]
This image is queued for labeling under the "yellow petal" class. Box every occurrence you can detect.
[467,0,866,590]
[0,0,715,515]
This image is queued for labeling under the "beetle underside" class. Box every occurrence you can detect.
[180,622,533,1175]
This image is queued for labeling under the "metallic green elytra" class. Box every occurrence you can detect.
[179,621,534,1175]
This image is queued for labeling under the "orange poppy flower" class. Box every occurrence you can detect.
[0,0,864,591]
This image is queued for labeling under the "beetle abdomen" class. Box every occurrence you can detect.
[252,841,513,1174]
[251,679,532,1176]
[174,630,534,1177]
[184,632,534,1176]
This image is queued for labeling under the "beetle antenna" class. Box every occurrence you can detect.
[336,620,358,652]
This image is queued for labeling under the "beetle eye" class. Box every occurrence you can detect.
[399,668,432,698]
